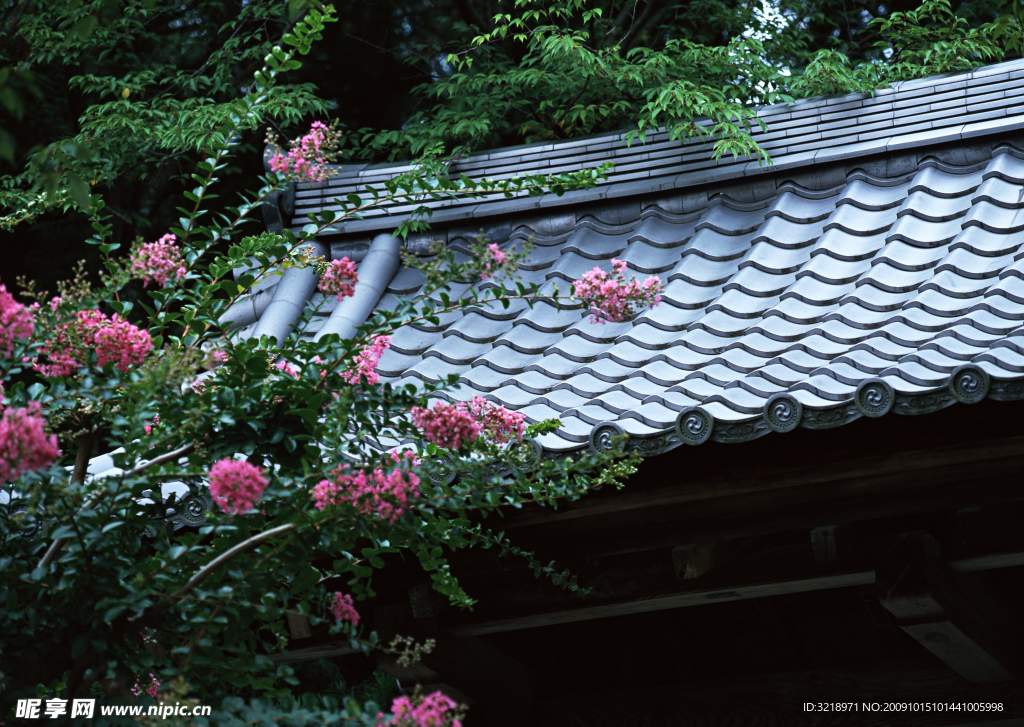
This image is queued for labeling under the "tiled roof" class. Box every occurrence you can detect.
[290,59,1024,237]
[246,61,1024,458]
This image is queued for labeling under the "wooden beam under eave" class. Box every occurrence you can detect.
[267,638,361,665]
[503,433,1024,533]
[877,532,1020,683]
[446,543,1024,640]
[449,570,875,637]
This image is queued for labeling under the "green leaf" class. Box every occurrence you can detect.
[66,173,91,210]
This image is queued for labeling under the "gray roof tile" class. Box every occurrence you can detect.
[270,67,1024,453]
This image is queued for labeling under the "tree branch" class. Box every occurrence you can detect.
[37,442,195,570]
[168,522,298,602]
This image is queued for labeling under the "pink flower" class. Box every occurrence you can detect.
[268,121,342,183]
[208,459,269,516]
[274,360,299,378]
[0,402,61,483]
[312,465,420,523]
[572,259,663,324]
[131,673,161,698]
[479,243,509,281]
[130,234,187,288]
[464,397,525,444]
[411,402,481,451]
[342,336,390,385]
[384,449,422,468]
[411,397,524,449]
[34,310,152,377]
[378,691,464,727]
[90,313,153,372]
[319,257,358,301]
[330,592,360,626]
[0,281,34,357]
[144,414,160,436]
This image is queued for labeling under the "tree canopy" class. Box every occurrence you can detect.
[1,0,1022,289]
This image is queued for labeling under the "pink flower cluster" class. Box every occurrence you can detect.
[311,465,420,523]
[144,414,160,436]
[0,402,61,483]
[91,312,154,371]
[464,396,526,444]
[411,402,479,450]
[330,592,361,626]
[35,310,153,377]
[130,234,187,288]
[268,121,342,183]
[205,349,229,369]
[572,259,663,324]
[378,692,464,727]
[411,397,525,450]
[319,257,358,301]
[0,281,34,357]
[342,336,390,385]
[208,458,269,516]
[131,673,161,698]
[479,243,508,281]
[274,359,299,378]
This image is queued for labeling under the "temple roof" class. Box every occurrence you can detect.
[243,59,1024,457]
[290,58,1024,236]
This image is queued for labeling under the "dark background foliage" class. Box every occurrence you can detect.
[1,0,1019,296]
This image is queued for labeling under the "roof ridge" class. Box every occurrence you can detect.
[325,58,1024,176]
[292,56,1024,238]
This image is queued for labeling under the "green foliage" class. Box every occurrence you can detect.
[790,0,1023,97]
[0,4,637,724]
[341,0,1022,167]
[352,0,791,164]
[0,0,334,229]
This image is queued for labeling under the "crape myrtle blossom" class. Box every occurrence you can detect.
[318,257,358,301]
[410,402,479,451]
[411,397,525,450]
[207,459,269,516]
[0,401,61,483]
[329,592,360,627]
[266,120,343,183]
[131,673,162,698]
[274,359,299,378]
[572,258,663,324]
[465,396,526,444]
[478,243,508,281]
[342,335,391,385]
[34,309,153,377]
[311,464,420,523]
[90,313,154,372]
[0,280,34,357]
[130,234,187,288]
[377,691,465,727]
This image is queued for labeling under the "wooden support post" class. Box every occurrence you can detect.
[285,613,312,640]
[876,531,1019,683]
[810,525,840,564]
[671,542,716,579]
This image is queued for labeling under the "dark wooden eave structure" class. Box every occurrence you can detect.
[272,400,1024,726]
[252,60,1024,725]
